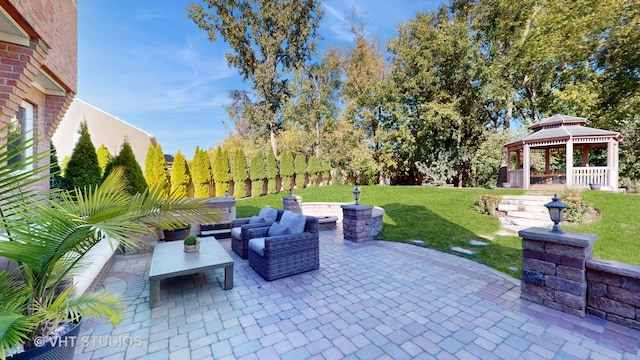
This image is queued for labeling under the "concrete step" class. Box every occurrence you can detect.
[501,195,553,202]
[499,216,551,229]
[498,204,549,213]
[504,211,551,221]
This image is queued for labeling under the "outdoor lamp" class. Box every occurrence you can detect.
[544,193,568,233]
[353,186,361,205]
[224,191,229,197]
[289,189,293,197]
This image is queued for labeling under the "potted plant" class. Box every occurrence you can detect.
[183,235,200,252]
[161,222,191,241]
[0,126,220,359]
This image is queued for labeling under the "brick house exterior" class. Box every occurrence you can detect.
[0,0,77,190]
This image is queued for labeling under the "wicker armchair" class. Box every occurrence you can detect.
[231,209,284,259]
[248,215,319,281]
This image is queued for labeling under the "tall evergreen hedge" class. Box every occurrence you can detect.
[249,150,266,196]
[144,144,170,196]
[294,154,307,189]
[170,150,190,198]
[266,150,278,194]
[64,121,102,190]
[280,150,294,192]
[192,146,212,198]
[232,149,248,198]
[103,141,147,195]
[213,146,231,196]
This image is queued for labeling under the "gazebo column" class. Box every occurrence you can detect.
[566,138,574,187]
[523,145,530,189]
[545,148,550,173]
[607,139,618,189]
[582,145,589,167]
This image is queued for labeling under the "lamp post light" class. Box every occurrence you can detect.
[224,191,229,197]
[544,193,568,233]
[353,186,361,205]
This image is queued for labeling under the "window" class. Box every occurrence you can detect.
[7,102,34,168]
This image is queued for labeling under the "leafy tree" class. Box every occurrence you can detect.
[103,140,147,195]
[192,146,212,198]
[170,150,191,199]
[266,149,278,193]
[64,120,102,190]
[50,143,69,190]
[188,0,322,156]
[249,150,266,196]
[320,159,331,185]
[144,144,170,196]
[213,146,231,196]
[96,144,112,176]
[232,149,248,198]
[294,154,307,189]
[279,150,294,191]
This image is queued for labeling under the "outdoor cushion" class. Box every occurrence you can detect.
[248,237,266,257]
[278,210,307,235]
[230,227,241,239]
[248,215,265,224]
[258,206,278,223]
[268,222,290,237]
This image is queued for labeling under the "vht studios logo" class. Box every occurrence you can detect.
[34,335,144,348]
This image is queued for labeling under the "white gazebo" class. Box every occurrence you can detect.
[504,114,623,190]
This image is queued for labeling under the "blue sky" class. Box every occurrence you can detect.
[78,1,443,159]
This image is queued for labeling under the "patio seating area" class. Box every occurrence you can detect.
[74,223,640,359]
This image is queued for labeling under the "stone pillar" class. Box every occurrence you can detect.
[282,195,303,214]
[520,227,598,317]
[341,204,373,243]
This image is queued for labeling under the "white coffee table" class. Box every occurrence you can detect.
[149,236,233,307]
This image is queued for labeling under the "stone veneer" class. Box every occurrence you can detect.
[586,258,640,331]
[520,227,597,317]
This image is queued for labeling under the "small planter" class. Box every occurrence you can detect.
[10,317,83,360]
[184,239,201,253]
[500,182,512,188]
[162,226,190,241]
[589,183,602,190]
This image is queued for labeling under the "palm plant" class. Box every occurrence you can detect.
[0,125,220,358]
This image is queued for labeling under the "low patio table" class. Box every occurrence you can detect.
[149,236,233,307]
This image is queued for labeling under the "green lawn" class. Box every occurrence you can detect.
[234,186,640,279]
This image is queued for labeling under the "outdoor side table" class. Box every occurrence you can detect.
[148,236,233,308]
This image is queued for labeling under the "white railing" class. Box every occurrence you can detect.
[508,169,524,188]
[572,167,608,188]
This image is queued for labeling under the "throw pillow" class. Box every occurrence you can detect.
[248,215,264,224]
[258,206,278,223]
[268,222,289,237]
[278,210,307,235]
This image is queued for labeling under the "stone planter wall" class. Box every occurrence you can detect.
[586,259,640,330]
[520,227,640,331]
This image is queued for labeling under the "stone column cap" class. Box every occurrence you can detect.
[519,227,598,247]
[341,204,374,210]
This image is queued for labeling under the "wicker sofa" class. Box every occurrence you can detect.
[247,215,319,281]
[231,208,283,259]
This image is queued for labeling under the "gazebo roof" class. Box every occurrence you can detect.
[505,114,623,147]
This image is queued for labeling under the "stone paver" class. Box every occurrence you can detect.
[75,224,640,359]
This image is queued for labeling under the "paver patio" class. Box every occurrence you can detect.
[75,224,640,359]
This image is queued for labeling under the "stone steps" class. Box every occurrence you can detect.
[498,194,553,233]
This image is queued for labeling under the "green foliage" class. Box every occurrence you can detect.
[249,150,266,196]
[232,149,248,198]
[266,150,278,194]
[279,150,294,191]
[192,146,212,198]
[49,143,69,190]
[0,125,221,356]
[471,132,511,188]
[64,121,102,190]
[103,141,148,195]
[213,146,231,196]
[560,189,590,223]
[183,235,198,246]
[416,151,457,186]
[170,150,191,198]
[307,156,320,186]
[144,144,170,197]
[294,153,307,188]
[188,0,322,155]
[476,194,502,216]
[96,144,112,177]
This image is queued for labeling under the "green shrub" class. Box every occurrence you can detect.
[184,235,198,245]
[477,194,502,216]
[561,190,590,223]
